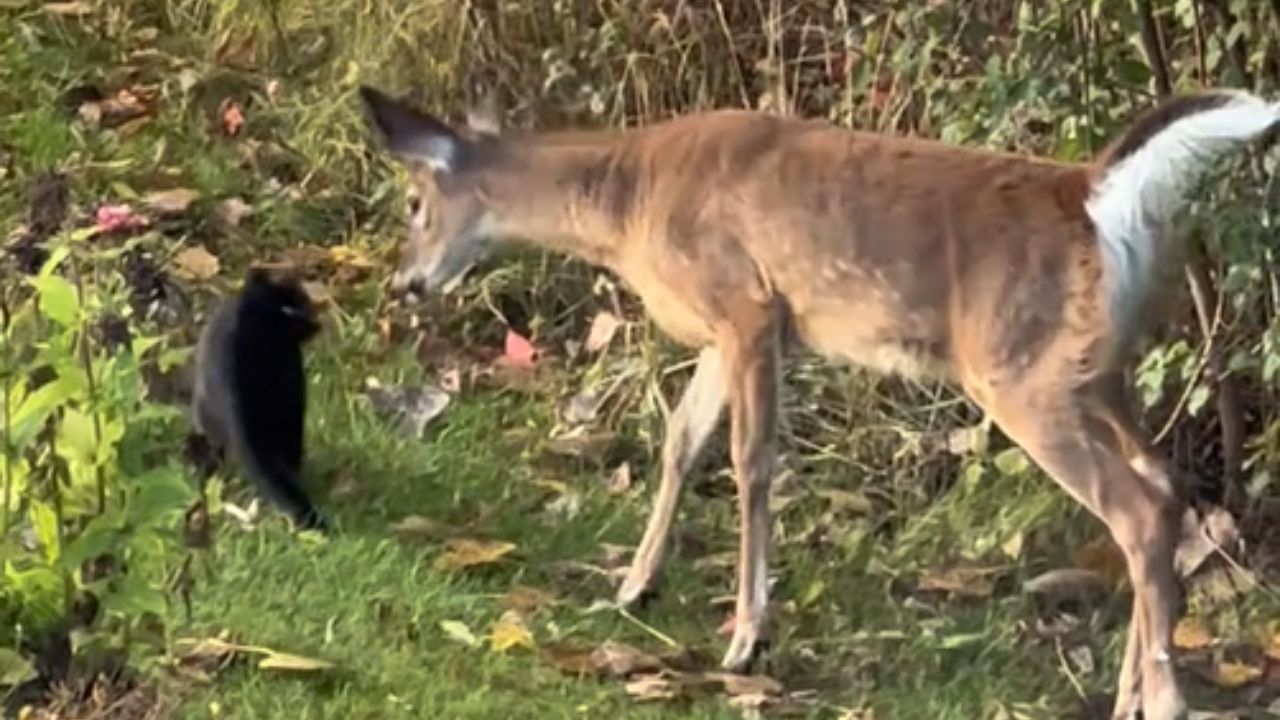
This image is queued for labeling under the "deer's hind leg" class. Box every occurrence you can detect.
[978,373,1186,720]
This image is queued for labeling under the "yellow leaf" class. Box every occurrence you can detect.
[1173,617,1214,651]
[434,538,516,571]
[531,479,568,495]
[327,245,376,269]
[439,619,479,647]
[171,245,220,281]
[1213,659,1262,689]
[257,652,333,672]
[1267,633,1280,662]
[1071,534,1129,588]
[489,611,534,653]
[143,188,200,216]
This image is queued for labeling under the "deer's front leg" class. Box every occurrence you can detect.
[719,308,781,673]
[618,347,727,607]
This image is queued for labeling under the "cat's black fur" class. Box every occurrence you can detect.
[191,267,327,530]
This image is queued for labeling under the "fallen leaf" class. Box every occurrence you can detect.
[605,463,632,495]
[1267,633,1280,662]
[489,610,534,652]
[503,328,537,367]
[94,203,149,235]
[703,671,783,697]
[1000,531,1024,560]
[330,474,358,499]
[173,636,333,673]
[544,430,617,461]
[213,197,253,229]
[78,89,149,128]
[591,641,665,677]
[390,515,449,540]
[624,672,680,702]
[1173,617,1214,651]
[440,619,479,647]
[1065,645,1095,674]
[916,563,1007,599]
[220,99,244,136]
[540,642,599,675]
[814,488,873,515]
[363,380,451,437]
[143,188,200,216]
[501,585,557,614]
[1211,659,1263,689]
[44,1,92,17]
[257,651,333,672]
[434,538,516,571]
[328,245,377,269]
[584,311,622,353]
[171,245,220,281]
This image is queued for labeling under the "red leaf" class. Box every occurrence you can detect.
[221,100,244,136]
[504,329,537,367]
[94,203,148,234]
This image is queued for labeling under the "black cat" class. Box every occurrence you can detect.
[191,266,327,530]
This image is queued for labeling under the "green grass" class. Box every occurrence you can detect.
[3,3,1278,720]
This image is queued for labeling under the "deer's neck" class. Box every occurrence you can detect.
[483,135,631,268]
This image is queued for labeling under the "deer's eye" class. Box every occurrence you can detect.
[407,196,422,215]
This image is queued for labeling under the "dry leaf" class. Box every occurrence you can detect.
[1173,618,1214,651]
[1266,633,1280,662]
[591,641,665,677]
[257,651,333,672]
[501,585,557,614]
[78,89,149,128]
[171,245,220,281]
[916,563,1006,599]
[390,515,449,540]
[814,488,873,515]
[143,188,200,216]
[489,610,535,652]
[584,311,622,353]
[540,642,599,675]
[327,245,376,269]
[1211,659,1263,689]
[44,1,92,17]
[434,538,516,571]
[624,673,680,702]
[704,671,784,697]
[213,197,253,229]
[605,463,632,495]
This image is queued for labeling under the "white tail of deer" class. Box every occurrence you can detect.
[361,84,1278,720]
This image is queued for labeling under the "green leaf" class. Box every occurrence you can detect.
[993,447,1030,477]
[56,407,98,466]
[0,648,36,687]
[100,573,168,618]
[128,467,195,527]
[440,620,479,647]
[30,274,80,327]
[28,500,60,563]
[61,512,124,571]
[11,379,74,450]
[1186,385,1211,417]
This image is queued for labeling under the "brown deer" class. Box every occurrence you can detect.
[359,84,1278,720]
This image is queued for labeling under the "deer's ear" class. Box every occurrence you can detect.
[359,85,461,173]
